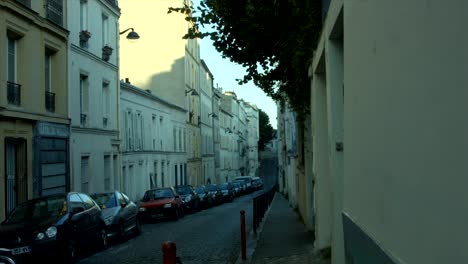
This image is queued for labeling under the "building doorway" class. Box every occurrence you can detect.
[5,138,27,216]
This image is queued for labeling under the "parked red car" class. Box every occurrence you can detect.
[138,187,185,222]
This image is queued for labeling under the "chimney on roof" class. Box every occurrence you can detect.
[125,78,130,84]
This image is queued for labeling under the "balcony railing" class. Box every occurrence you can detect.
[7,81,21,106]
[80,113,87,127]
[45,91,55,112]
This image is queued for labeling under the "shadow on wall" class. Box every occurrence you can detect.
[123,57,186,108]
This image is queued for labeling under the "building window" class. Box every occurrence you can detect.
[81,156,90,193]
[160,117,164,150]
[183,130,186,152]
[79,74,89,126]
[102,14,109,46]
[178,129,182,152]
[153,161,158,188]
[161,161,165,187]
[104,155,111,191]
[174,165,178,186]
[80,0,88,30]
[45,50,55,112]
[173,127,177,151]
[102,81,110,127]
[46,0,63,26]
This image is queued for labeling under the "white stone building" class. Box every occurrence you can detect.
[68,0,121,194]
[244,102,259,176]
[200,60,215,184]
[119,0,202,186]
[120,82,187,201]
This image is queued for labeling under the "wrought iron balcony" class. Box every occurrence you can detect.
[45,91,55,112]
[80,113,87,127]
[7,81,21,106]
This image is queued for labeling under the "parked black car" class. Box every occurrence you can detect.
[195,185,213,208]
[218,183,235,202]
[91,191,140,240]
[0,192,107,263]
[174,185,200,213]
[206,184,223,205]
[251,177,264,190]
[232,182,241,197]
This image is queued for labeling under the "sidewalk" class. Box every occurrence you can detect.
[249,193,330,264]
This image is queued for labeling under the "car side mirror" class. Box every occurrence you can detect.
[175,195,180,199]
[121,203,127,208]
[70,207,84,217]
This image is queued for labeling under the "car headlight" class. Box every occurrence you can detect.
[164,203,172,208]
[46,226,57,238]
[36,232,45,240]
[184,195,192,202]
[139,207,146,212]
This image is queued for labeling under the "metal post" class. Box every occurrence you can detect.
[240,210,247,260]
[162,241,177,264]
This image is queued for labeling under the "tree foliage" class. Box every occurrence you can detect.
[258,109,274,151]
[168,0,322,118]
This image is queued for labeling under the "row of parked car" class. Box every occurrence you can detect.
[138,176,264,222]
[0,176,263,264]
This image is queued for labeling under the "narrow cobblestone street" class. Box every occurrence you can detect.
[79,155,277,264]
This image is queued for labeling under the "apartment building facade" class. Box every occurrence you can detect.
[119,0,201,186]
[0,0,69,221]
[68,0,121,195]
[120,82,187,201]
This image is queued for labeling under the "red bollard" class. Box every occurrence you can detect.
[162,241,177,264]
[240,210,246,260]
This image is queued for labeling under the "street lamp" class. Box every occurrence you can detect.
[185,88,199,96]
[208,113,217,118]
[120,28,140,40]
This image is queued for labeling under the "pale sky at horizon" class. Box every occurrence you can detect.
[199,38,278,129]
[194,7,278,129]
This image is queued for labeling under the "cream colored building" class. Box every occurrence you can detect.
[119,0,202,186]
[0,0,69,221]
[303,0,468,263]
[68,0,121,195]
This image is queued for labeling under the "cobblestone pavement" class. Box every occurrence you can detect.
[78,155,278,264]
[78,192,260,264]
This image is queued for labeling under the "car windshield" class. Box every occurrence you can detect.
[234,181,244,186]
[235,178,250,184]
[143,189,174,200]
[91,193,116,209]
[219,184,228,190]
[175,186,192,195]
[207,185,218,191]
[195,187,205,194]
[4,195,67,225]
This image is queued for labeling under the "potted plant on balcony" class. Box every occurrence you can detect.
[102,45,113,61]
[79,30,91,42]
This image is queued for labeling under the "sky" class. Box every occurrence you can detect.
[197,29,278,129]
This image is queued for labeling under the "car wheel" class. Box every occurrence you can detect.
[118,221,126,241]
[173,208,179,221]
[65,240,78,263]
[99,228,108,249]
[133,217,141,236]
[180,207,185,218]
